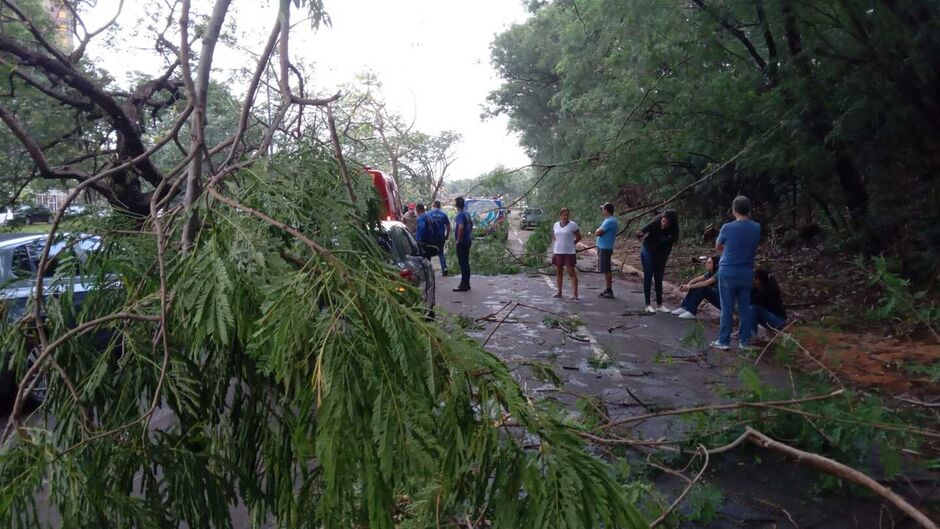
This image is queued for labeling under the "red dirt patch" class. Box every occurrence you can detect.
[792,328,939,397]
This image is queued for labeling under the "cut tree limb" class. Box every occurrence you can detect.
[744,427,938,529]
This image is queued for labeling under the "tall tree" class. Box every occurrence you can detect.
[488,0,940,274]
[0,2,649,528]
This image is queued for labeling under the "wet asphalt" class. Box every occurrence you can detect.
[435,218,933,528]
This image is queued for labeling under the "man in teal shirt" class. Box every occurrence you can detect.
[595,202,619,298]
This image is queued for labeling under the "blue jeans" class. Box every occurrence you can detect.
[456,240,471,287]
[640,247,667,305]
[718,273,754,346]
[434,239,448,271]
[751,305,786,334]
[681,286,720,315]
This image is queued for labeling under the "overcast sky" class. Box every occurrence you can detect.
[85,0,532,181]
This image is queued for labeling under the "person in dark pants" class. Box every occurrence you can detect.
[453,196,474,292]
[750,268,787,338]
[427,200,451,276]
[673,255,721,319]
[636,210,679,313]
[711,195,761,350]
[595,202,619,298]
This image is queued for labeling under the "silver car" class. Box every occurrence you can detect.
[0,233,101,404]
[378,221,436,316]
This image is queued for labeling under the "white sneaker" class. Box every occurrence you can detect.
[709,341,730,350]
[671,307,687,315]
[645,305,656,313]
[657,305,672,313]
[678,311,697,319]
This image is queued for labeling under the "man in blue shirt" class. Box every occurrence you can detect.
[415,203,434,246]
[594,202,619,298]
[453,196,474,292]
[711,195,761,350]
[427,200,451,276]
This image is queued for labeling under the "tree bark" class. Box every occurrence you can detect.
[181,0,233,250]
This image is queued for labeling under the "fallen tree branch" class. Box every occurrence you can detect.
[744,427,938,529]
[602,389,844,429]
[649,444,710,528]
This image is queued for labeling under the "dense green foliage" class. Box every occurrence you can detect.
[488,0,940,280]
[0,150,647,528]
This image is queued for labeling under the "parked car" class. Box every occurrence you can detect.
[464,198,506,238]
[0,233,102,404]
[377,220,436,316]
[520,207,546,229]
[12,204,52,225]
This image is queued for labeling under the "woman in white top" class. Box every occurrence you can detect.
[551,208,582,300]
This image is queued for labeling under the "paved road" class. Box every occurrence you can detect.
[0,219,921,527]
[435,217,906,528]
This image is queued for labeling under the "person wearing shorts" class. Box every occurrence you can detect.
[551,208,581,300]
[595,202,619,298]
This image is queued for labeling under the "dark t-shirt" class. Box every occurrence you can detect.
[454,210,473,243]
[752,281,786,318]
[641,215,677,258]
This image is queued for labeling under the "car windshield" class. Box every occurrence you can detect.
[4,235,101,281]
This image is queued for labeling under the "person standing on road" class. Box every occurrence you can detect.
[453,196,473,292]
[552,208,582,300]
[711,195,761,350]
[636,210,679,313]
[427,200,451,276]
[595,202,619,298]
[415,203,432,245]
[403,203,418,234]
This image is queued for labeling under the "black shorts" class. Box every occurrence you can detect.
[598,248,613,273]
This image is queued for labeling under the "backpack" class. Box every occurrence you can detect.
[421,212,443,243]
[427,210,448,243]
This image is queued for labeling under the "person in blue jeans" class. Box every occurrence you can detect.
[635,210,679,313]
[452,196,473,292]
[427,200,451,275]
[750,268,787,337]
[672,255,721,319]
[712,196,761,350]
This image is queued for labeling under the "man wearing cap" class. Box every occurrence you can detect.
[595,202,619,298]
[403,203,418,234]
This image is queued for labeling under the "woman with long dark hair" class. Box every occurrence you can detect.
[750,268,787,336]
[636,210,679,313]
[673,254,721,319]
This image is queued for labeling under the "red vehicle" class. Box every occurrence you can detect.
[365,167,403,222]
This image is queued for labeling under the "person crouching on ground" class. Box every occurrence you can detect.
[636,210,679,313]
[595,202,619,298]
[552,208,581,300]
[750,268,787,340]
[673,255,721,319]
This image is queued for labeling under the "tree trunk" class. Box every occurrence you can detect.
[781,0,878,249]
[182,0,233,250]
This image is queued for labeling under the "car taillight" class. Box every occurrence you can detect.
[399,269,415,281]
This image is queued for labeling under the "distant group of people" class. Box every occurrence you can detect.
[402,197,474,292]
[403,193,786,349]
[549,195,786,349]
